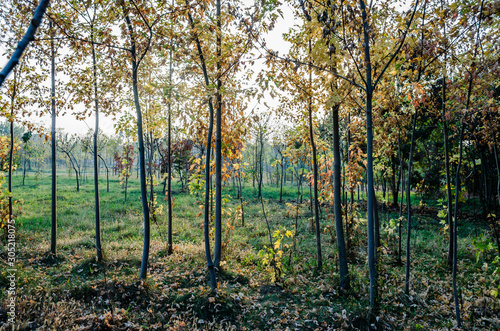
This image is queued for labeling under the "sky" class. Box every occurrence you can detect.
[0,1,299,137]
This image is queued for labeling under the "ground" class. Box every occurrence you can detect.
[1,173,499,330]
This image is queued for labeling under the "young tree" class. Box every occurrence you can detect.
[120,0,159,279]
[114,144,134,202]
[58,133,81,191]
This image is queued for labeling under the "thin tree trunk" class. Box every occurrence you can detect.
[186,3,217,288]
[238,168,245,227]
[166,46,173,255]
[50,22,57,255]
[494,137,500,217]
[333,104,349,287]
[22,152,27,186]
[405,112,417,295]
[279,156,284,203]
[347,113,352,253]
[252,144,256,188]
[8,70,16,231]
[92,30,103,262]
[398,148,404,264]
[123,11,151,280]
[442,58,454,270]
[148,133,155,211]
[391,154,398,207]
[98,155,109,193]
[307,38,322,270]
[493,138,500,254]
[374,190,381,250]
[124,175,128,202]
[452,122,464,327]
[360,0,377,309]
[258,131,264,199]
[214,0,223,267]
[66,152,80,191]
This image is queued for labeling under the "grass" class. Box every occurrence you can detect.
[1,170,499,330]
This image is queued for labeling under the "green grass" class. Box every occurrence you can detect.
[1,171,499,330]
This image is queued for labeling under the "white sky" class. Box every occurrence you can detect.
[0,1,298,137]
[0,3,298,139]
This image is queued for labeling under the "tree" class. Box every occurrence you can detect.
[114,144,134,202]
[120,0,159,280]
[58,133,81,191]
[50,20,57,256]
[21,131,32,186]
[305,0,421,308]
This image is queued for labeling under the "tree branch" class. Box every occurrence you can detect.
[373,0,421,89]
[0,0,50,87]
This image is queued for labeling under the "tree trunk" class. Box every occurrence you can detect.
[391,154,398,207]
[307,37,322,270]
[214,0,223,267]
[453,122,464,327]
[186,3,217,288]
[442,74,454,269]
[347,113,352,253]
[494,137,500,218]
[258,131,264,199]
[22,151,27,186]
[252,144,256,188]
[398,167,405,265]
[374,191,381,251]
[122,12,151,280]
[124,175,128,202]
[360,0,377,309]
[8,70,16,233]
[92,31,103,262]
[148,133,155,215]
[333,104,348,287]
[238,171,245,227]
[167,47,173,255]
[98,155,109,193]
[405,112,417,295]
[67,152,80,192]
[50,22,57,256]
[279,156,284,203]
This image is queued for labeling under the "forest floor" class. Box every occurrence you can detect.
[1,173,500,330]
